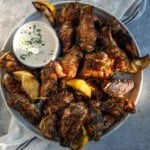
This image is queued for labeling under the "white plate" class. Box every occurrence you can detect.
[0,1,143,143]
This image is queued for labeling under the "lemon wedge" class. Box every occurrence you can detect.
[67,79,91,97]
[13,70,39,100]
[70,126,89,150]
[32,0,56,26]
[128,55,150,73]
[81,127,89,149]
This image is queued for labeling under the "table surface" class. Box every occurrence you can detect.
[0,0,150,150]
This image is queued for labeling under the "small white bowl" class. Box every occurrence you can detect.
[13,21,59,68]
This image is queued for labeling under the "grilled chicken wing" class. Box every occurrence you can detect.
[101,97,135,117]
[99,27,149,73]
[106,17,138,58]
[39,115,58,140]
[77,5,97,52]
[113,30,138,59]
[58,2,81,53]
[101,27,130,71]
[44,91,74,114]
[2,73,21,93]
[58,2,81,25]
[0,51,25,72]
[103,79,135,97]
[80,51,114,79]
[59,47,83,79]
[58,23,75,53]
[60,102,88,147]
[7,93,41,124]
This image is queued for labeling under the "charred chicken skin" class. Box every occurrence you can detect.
[58,2,81,53]
[98,26,149,73]
[85,104,104,141]
[7,93,41,124]
[107,17,138,58]
[0,51,25,72]
[103,114,115,131]
[59,46,83,79]
[44,91,74,114]
[77,5,97,52]
[2,73,21,93]
[100,27,130,71]
[58,23,74,53]
[80,51,114,79]
[59,102,88,147]
[39,114,58,140]
[101,97,136,117]
[87,80,104,101]
[40,61,58,98]
[58,2,81,25]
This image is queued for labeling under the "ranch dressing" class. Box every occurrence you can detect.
[13,21,59,68]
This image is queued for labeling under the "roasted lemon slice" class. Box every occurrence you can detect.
[13,70,39,100]
[67,79,91,97]
[80,127,89,149]
[128,55,150,73]
[32,0,56,26]
[70,126,89,150]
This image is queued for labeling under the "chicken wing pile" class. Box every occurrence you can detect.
[0,2,149,150]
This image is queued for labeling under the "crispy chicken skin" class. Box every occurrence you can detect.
[59,47,83,79]
[77,5,97,52]
[100,27,130,71]
[85,104,104,141]
[41,60,68,98]
[84,99,104,141]
[58,23,75,53]
[88,99,101,110]
[3,73,21,93]
[113,30,138,59]
[103,79,135,97]
[88,81,104,101]
[99,27,149,73]
[0,51,25,72]
[7,93,41,124]
[107,17,138,58]
[40,61,58,98]
[44,91,74,114]
[101,97,136,117]
[58,2,81,25]
[59,102,88,146]
[80,51,114,79]
[103,114,115,131]
[39,115,58,140]
[58,2,81,53]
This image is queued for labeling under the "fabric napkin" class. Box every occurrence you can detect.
[0,118,68,150]
[0,0,146,150]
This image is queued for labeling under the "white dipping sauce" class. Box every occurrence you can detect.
[13,21,59,68]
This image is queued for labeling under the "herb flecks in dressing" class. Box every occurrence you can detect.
[14,21,59,67]
[19,24,46,60]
